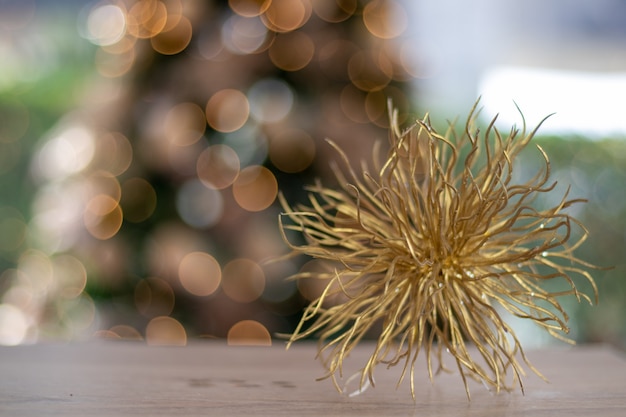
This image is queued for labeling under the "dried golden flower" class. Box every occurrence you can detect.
[278,102,598,398]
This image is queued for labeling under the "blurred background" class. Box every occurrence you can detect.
[0,0,623,349]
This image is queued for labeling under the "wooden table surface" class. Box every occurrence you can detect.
[1,340,625,416]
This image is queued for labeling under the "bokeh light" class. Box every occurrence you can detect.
[248,78,294,123]
[164,102,207,146]
[362,0,408,39]
[126,0,167,39]
[150,15,192,55]
[33,125,96,181]
[13,0,423,345]
[267,128,315,173]
[227,320,272,346]
[90,132,133,176]
[268,30,315,71]
[232,165,277,212]
[0,304,30,346]
[58,293,97,334]
[53,255,88,299]
[176,179,224,228]
[178,252,221,296]
[196,144,240,190]
[83,194,123,240]
[95,45,137,78]
[83,3,126,46]
[222,14,270,55]
[146,316,187,346]
[221,258,265,303]
[262,0,312,33]
[206,89,250,133]
[348,49,393,92]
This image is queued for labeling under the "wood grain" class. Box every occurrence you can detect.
[1,341,624,416]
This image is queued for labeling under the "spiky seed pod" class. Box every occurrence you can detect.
[278,102,598,399]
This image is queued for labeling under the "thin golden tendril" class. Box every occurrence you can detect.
[278,101,599,400]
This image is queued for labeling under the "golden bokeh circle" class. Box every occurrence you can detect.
[206,89,250,133]
[127,0,168,39]
[178,252,222,296]
[268,31,315,71]
[83,195,123,240]
[262,0,312,32]
[150,15,192,55]
[227,320,272,346]
[362,0,408,39]
[232,165,277,212]
[146,316,187,346]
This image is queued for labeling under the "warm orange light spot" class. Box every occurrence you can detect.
[262,0,311,32]
[232,165,277,212]
[196,144,240,189]
[362,0,407,39]
[150,15,192,55]
[178,252,221,296]
[229,0,272,17]
[268,31,314,71]
[84,195,123,240]
[227,320,272,346]
[165,102,206,146]
[268,128,315,173]
[221,258,265,303]
[206,89,250,133]
[146,316,187,346]
[162,0,183,31]
[120,177,157,223]
[127,0,168,39]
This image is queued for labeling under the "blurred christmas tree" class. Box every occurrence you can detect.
[6,0,424,344]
